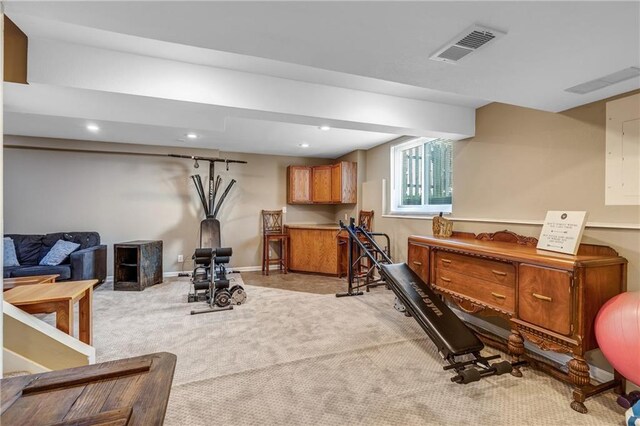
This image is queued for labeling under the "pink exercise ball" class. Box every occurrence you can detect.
[595,291,640,386]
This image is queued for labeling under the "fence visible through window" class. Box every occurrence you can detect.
[393,138,453,213]
[401,144,423,205]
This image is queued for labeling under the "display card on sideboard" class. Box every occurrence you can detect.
[537,211,588,255]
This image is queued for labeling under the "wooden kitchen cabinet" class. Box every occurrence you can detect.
[407,231,627,414]
[288,161,357,204]
[312,166,333,203]
[287,166,312,204]
[286,224,340,275]
[331,161,357,204]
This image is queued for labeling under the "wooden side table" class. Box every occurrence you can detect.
[3,279,97,345]
[3,274,59,292]
[114,240,163,291]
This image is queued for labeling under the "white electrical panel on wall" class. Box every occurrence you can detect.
[605,93,640,205]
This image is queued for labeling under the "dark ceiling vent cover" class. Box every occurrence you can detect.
[430,25,506,64]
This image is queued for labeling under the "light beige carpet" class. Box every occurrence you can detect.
[84,275,623,425]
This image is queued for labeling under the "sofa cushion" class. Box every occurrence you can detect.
[40,232,97,260]
[63,232,100,249]
[9,265,72,280]
[3,237,20,267]
[5,234,44,266]
[40,232,100,260]
[3,266,19,278]
[40,240,81,266]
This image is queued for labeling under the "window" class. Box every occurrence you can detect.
[390,137,453,214]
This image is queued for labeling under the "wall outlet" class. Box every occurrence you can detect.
[344,213,348,221]
[177,254,184,263]
[282,206,287,214]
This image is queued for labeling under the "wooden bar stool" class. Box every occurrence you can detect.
[357,210,375,277]
[261,210,288,275]
[358,210,374,231]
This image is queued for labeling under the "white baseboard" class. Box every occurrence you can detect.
[105,265,271,282]
[229,265,266,272]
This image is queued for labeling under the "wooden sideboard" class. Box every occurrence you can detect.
[407,231,627,413]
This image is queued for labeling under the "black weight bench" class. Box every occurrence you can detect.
[338,219,525,384]
[379,263,484,358]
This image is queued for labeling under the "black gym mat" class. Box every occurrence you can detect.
[380,263,484,358]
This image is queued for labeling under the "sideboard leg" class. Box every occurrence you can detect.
[614,370,625,395]
[507,330,524,377]
[568,356,590,414]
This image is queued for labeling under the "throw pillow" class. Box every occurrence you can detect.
[3,237,20,267]
[39,240,80,266]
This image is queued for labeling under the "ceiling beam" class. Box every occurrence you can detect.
[26,38,476,140]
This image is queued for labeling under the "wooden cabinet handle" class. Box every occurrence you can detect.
[440,277,451,283]
[491,292,506,299]
[412,261,422,266]
[441,259,452,264]
[491,270,507,276]
[532,293,553,302]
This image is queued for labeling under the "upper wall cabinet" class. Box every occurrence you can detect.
[331,161,357,204]
[312,165,333,203]
[287,161,357,205]
[287,166,313,204]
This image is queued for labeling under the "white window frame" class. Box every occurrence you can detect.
[390,137,453,215]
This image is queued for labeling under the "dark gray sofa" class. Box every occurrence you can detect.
[4,232,107,283]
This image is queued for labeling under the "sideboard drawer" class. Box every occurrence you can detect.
[435,251,515,286]
[518,264,572,335]
[408,242,429,283]
[435,269,515,314]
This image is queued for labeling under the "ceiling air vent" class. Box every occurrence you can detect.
[430,25,506,64]
[565,67,640,94]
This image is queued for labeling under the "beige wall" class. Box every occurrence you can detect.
[3,136,335,273]
[364,94,640,293]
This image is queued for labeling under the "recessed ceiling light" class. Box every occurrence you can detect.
[186,133,198,139]
[299,143,310,148]
[86,124,100,132]
[319,126,331,131]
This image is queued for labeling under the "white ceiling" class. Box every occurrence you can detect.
[4,1,640,157]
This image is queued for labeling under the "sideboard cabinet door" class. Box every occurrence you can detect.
[518,264,573,335]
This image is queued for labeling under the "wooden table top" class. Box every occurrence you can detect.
[4,274,59,285]
[285,223,341,230]
[3,279,98,305]
[1,352,176,425]
[3,274,60,291]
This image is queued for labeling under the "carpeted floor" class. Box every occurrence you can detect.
[83,274,623,425]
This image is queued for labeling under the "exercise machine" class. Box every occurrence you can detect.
[169,153,247,250]
[336,227,391,297]
[188,246,247,315]
[338,218,526,384]
[170,153,249,313]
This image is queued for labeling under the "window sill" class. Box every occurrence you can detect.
[387,211,451,218]
[380,214,640,230]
